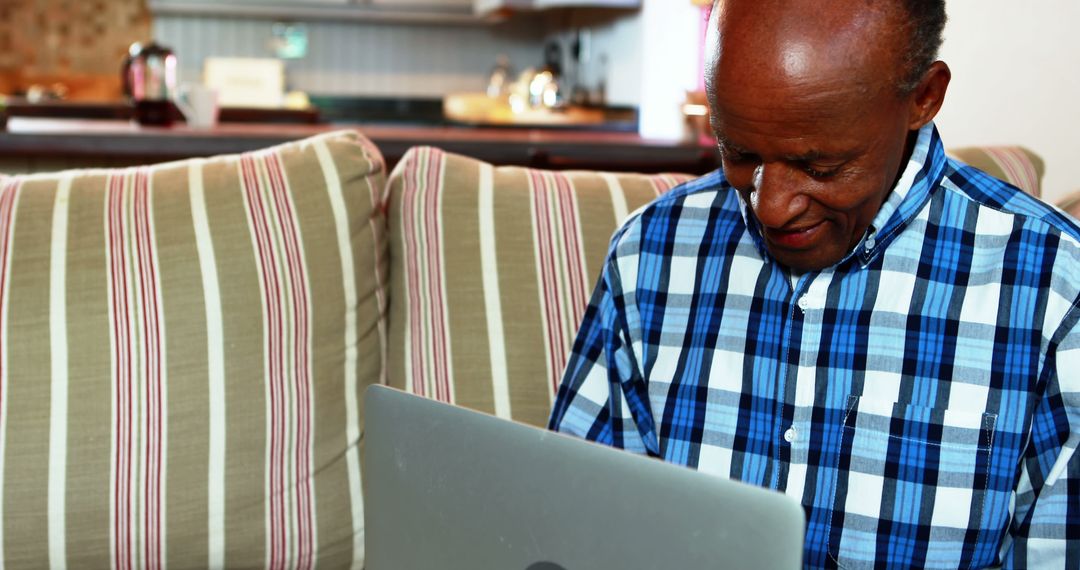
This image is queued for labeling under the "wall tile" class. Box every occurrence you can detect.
[154,14,547,97]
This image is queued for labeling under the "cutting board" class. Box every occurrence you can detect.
[443,92,607,126]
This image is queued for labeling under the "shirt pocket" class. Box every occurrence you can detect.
[828,395,998,570]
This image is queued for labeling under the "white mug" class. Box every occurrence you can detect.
[175,84,220,129]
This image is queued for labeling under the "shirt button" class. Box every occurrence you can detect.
[783,426,797,443]
[865,236,877,250]
[797,296,809,310]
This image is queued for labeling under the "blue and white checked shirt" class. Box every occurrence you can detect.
[549,124,1080,568]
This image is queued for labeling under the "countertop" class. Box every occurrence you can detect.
[0,118,721,174]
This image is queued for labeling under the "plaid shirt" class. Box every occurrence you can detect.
[549,124,1080,569]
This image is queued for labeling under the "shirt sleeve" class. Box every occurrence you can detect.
[1000,312,1080,567]
[548,241,659,457]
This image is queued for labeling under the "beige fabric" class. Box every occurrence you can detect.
[385,146,692,427]
[0,129,386,568]
[947,146,1045,198]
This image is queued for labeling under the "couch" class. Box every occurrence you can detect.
[0,129,1052,568]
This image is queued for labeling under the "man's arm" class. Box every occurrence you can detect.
[549,251,658,457]
[1000,314,1080,567]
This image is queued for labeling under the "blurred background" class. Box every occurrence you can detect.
[0,0,1075,200]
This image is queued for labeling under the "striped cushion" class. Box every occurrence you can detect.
[947,146,1045,198]
[0,130,385,568]
[386,146,692,426]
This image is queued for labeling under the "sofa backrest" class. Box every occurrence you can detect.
[385,146,692,427]
[947,145,1045,198]
[0,130,384,568]
[385,142,1054,430]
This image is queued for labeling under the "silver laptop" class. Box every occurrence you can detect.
[364,385,805,569]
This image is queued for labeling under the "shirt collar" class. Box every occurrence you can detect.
[735,122,948,269]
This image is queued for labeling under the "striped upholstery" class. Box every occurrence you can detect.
[0,130,385,568]
[947,145,1045,197]
[385,146,692,427]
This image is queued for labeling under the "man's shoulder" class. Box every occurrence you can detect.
[599,170,745,268]
[616,169,740,239]
[942,158,1080,246]
[939,158,1080,311]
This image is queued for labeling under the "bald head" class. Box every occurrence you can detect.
[706,0,916,107]
[704,0,941,103]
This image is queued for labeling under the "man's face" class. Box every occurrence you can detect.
[706,1,919,272]
[712,79,913,272]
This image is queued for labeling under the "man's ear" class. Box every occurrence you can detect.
[907,61,951,130]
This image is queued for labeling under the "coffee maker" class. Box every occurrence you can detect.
[122,42,178,126]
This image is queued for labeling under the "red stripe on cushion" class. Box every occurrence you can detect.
[266,152,315,570]
[107,172,135,570]
[531,171,568,397]
[555,173,588,333]
[422,150,452,403]
[241,155,288,568]
[133,168,165,570]
[986,147,1038,197]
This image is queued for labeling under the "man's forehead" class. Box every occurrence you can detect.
[716,0,900,28]
[711,0,906,88]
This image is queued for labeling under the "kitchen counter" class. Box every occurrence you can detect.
[0,118,721,174]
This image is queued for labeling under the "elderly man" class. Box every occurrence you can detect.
[549,0,1079,567]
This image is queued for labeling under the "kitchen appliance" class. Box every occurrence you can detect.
[528,41,564,109]
[203,57,285,109]
[122,42,179,126]
[486,55,513,99]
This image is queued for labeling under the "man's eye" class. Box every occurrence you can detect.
[803,165,840,179]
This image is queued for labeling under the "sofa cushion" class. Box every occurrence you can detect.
[0,130,385,568]
[386,146,691,427]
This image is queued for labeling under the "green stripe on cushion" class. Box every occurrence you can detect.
[385,146,692,427]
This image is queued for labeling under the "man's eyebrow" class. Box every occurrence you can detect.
[716,138,847,163]
[716,138,751,154]
[782,150,826,162]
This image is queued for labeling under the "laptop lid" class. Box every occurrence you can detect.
[364,385,805,569]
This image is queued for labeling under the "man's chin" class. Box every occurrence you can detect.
[768,249,841,274]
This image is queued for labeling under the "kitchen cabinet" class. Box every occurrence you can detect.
[150,0,350,6]
[150,0,638,21]
[368,0,473,7]
[474,0,640,14]
[149,0,480,23]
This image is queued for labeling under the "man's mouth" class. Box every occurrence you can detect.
[763,221,825,249]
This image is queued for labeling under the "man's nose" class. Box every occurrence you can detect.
[750,164,810,229]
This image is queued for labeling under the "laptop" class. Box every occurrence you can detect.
[363,385,805,569]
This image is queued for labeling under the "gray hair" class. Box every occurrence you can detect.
[898,0,948,92]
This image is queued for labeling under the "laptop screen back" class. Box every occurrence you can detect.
[364,385,805,569]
